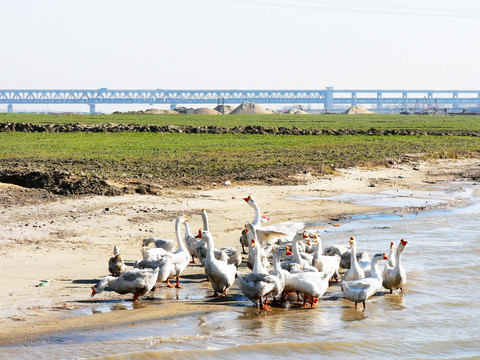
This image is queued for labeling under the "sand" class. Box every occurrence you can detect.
[193,107,220,115]
[0,158,478,345]
[229,102,270,114]
[345,105,374,114]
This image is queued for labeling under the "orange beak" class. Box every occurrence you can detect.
[91,286,96,297]
[195,229,202,238]
[243,196,251,203]
[251,239,256,247]
[303,232,309,239]
[286,246,293,256]
[401,239,408,246]
[383,254,390,261]
[390,242,394,248]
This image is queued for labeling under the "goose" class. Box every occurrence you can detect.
[185,223,202,264]
[141,246,169,261]
[236,237,278,311]
[311,235,340,282]
[108,246,127,276]
[91,267,159,302]
[142,237,176,252]
[285,269,331,308]
[387,241,396,268]
[202,231,236,297]
[267,247,291,302]
[135,215,190,288]
[343,237,365,281]
[196,209,240,267]
[382,239,408,293]
[281,232,317,273]
[166,214,191,288]
[324,242,370,270]
[245,223,271,270]
[341,252,389,311]
[242,195,303,243]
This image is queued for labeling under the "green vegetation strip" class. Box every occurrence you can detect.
[0,132,478,181]
[2,113,480,131]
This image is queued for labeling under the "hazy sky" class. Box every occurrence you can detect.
[1,0,479,91]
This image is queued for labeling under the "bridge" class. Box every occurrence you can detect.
[1,88,479,114]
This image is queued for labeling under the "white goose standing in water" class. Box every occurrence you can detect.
[202,231,236,297]
[343,237,365,281]
[383,239,408,293]
[91,267,159,302]
[341,252,390,311]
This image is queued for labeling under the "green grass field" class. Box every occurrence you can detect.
[1,128,478,182]
[2,112,480,131]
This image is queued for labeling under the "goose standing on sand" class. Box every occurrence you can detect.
[108,246,127,276]
[91,267,159,302]
[341,252,390,311]
[383,239,408,293]
[343,237,365,281]
[237,237,278,311]
[202,231,236,297]
[185,220,202,264]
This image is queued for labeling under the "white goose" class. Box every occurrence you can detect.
[341,252,389,311]
[268,247,291,302]
[284,268,330,308]
[135,215,190,288]
[185,221,202,264]
[281,232,317,273]
[142,237,176,252]
[91,267,159,302]
[242,195,302,243]
[383,239,408,293]
[387,241,396,268]
[196,209,232,265]
[343,237,365,281]
[236,237,278,311]
[311,235,340,282]
[108,246,127,276]
[202,231,236,297]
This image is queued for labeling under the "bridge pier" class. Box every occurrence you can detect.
[376,92,382,111]
[351,92,357,106]
[89,104,96,114]
[7,104,13,113]
[324,87,334,111]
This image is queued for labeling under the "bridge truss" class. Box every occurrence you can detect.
[1,88,479,113]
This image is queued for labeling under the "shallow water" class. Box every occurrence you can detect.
[3,182,480,359]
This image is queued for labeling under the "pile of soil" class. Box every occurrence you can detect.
[193,108,220,115]
[112,109,178,115]
[345,105,374,114]
[229,102,270,115]
[213,105,235,114]
[0,169,121,196]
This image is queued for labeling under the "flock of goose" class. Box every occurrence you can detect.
[92,196,408,311]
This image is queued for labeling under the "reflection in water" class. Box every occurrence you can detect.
[4,182,480,359]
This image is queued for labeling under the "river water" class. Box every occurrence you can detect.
[3,182,480,359]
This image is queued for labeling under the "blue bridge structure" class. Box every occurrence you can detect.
[1,87,479,114]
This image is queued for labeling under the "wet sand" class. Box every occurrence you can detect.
[1,158,478,345]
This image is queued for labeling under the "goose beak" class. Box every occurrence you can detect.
[401,239,408,246]
[251,239,256,247]
[349,239,354,245]
[285,246,293,256]
[195,230,202,238]
[383,254,390,261]
[243,196,251,202]
[91,286,96,297]
[303,232,309,239]
[390,242,394,248]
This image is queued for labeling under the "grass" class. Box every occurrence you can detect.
[1,113,480,131]
[1,131,479,182]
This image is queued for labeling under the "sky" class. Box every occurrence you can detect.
[1,0,479,111]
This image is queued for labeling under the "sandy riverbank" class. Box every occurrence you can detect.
[1,158,478,345]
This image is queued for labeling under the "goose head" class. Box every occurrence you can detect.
[400,239,408,247]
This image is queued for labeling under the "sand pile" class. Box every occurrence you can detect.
[214,105,235,114]
[229,102,270,115]
[144,109,178,114]
[193,107,220,115]
[345,105,374,114]
[287,109,308,114]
